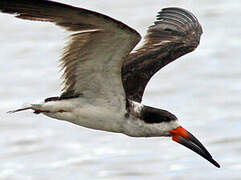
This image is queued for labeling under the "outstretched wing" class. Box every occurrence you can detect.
[0,0,141,106]
[122,8,203,102]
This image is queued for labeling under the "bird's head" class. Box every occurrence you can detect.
[134,104,221,168]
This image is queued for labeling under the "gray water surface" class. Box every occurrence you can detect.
[0,0,241,179]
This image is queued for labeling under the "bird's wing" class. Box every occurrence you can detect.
[0,0,141,106]
[122,8,203,102]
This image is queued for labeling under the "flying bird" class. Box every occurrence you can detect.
[0,0,220,168]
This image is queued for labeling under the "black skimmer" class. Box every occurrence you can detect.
[0,0,220,168]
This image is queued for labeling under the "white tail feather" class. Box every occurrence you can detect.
[7,103,36,113]
[7,107,33,113]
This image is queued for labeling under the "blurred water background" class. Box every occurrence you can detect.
[0,0,241,179]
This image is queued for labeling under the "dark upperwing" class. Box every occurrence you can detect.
[122,8,203,103]
[0,2,202,103]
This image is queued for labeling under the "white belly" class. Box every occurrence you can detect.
[42,99,126,133]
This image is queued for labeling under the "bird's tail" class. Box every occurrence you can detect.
[7,103,43,114]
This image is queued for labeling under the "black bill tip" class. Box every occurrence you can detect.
[178,136,220,168]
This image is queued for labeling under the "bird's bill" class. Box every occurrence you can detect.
[169,126,220,168]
